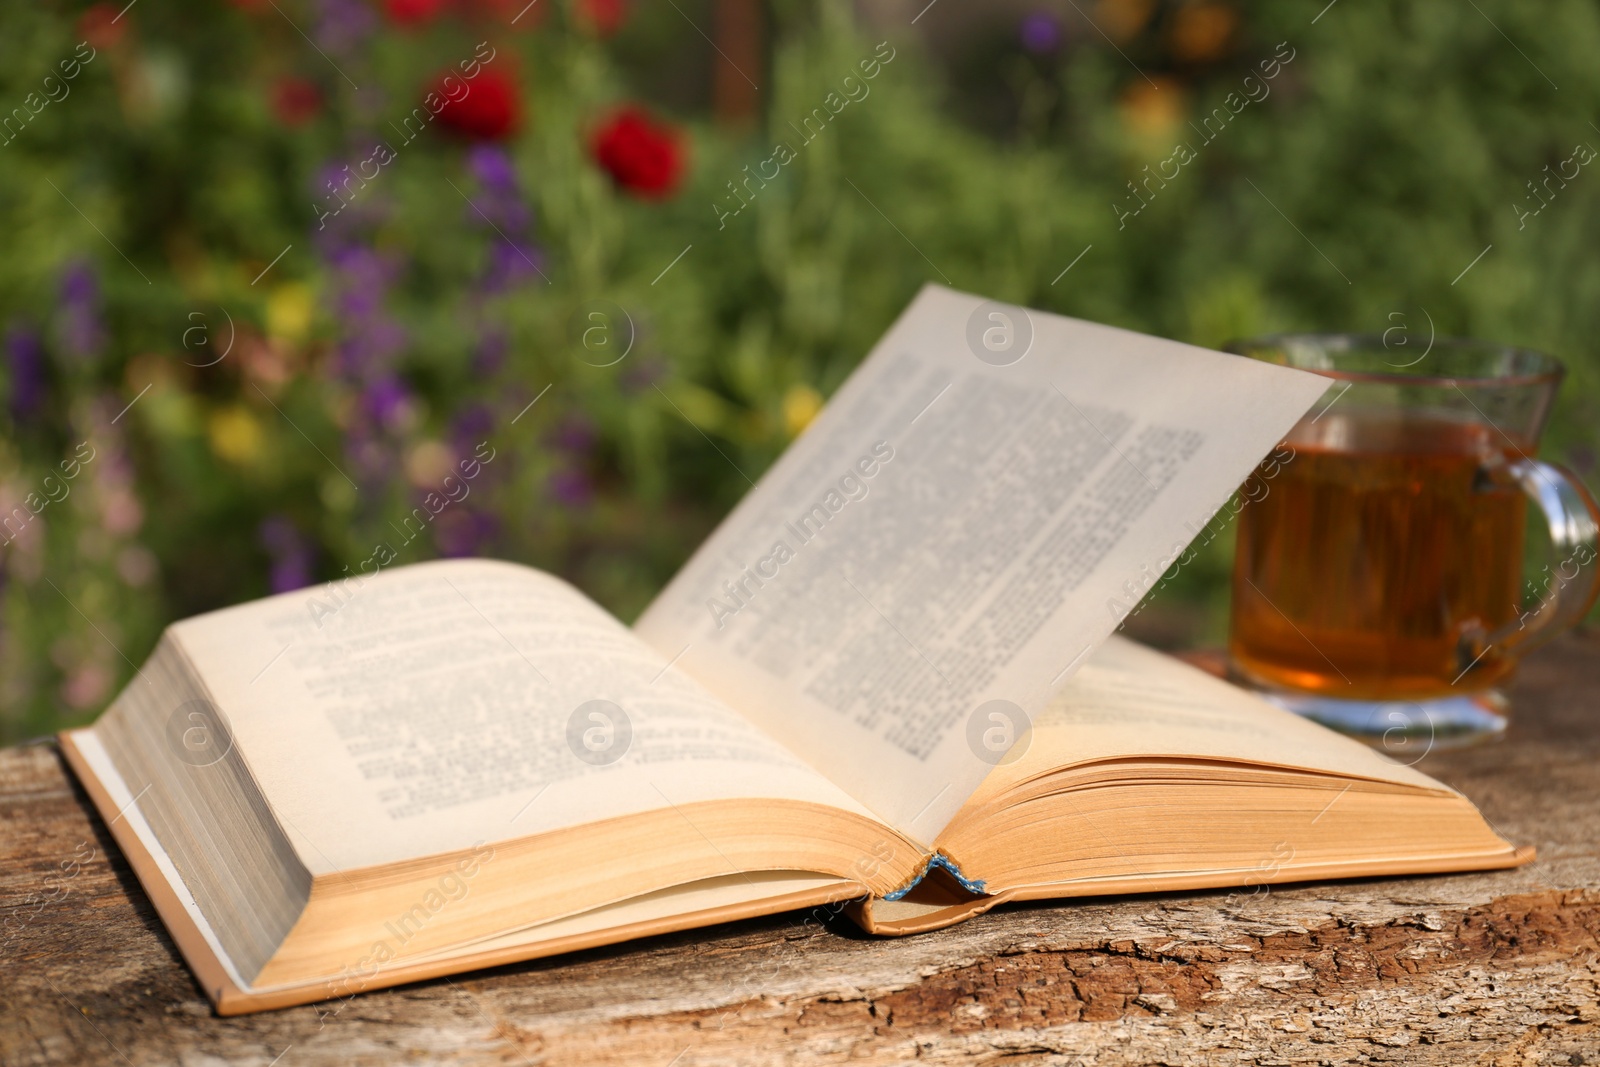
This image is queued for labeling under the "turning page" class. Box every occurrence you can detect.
[634,284,1330,842]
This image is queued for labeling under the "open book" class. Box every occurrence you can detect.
[62,286,1528,1014]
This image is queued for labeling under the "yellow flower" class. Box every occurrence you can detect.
[781,384,823,438]
[1119,77,1187,141]
[404,439,456,488]
[1096,0,1155,44]
[208,405,263,465]
[1169,3,1238,64]
[266,283,315,344]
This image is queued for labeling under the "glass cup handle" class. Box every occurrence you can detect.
[1478,458,1600,657]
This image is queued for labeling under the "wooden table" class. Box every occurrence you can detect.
[4,634,1598,1066]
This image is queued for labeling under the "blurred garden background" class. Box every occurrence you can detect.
[3,0,1599,742]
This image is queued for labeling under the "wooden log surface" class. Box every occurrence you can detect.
[2,633,1598,1066]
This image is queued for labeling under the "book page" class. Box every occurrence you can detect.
[634,284,1331,842]
[169,559,877,873]
[963,635,1451,812]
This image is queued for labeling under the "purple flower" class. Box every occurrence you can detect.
[550,414,598,456]
[450,403,495,452]
[458,149,544,411]
[434,508,497,557]
[336,321,410,380]
[310,179,415,488]
[473,328,509,375]
[57,260,105,361]
[548,467,594,509]
[1020,11,1064,54]
[6,324,46,421]
[312,151,398,234]
[315,0,376,59]
[260,515,314,594]
[469,145,518,194]
[467,146,533,232]
[318,240,408,379]
[327,244,402,313]
[483,240,544,292]
[462,146,538,293]
[348,435,394,484]
[362,375,412,430]
[619,356,666,394]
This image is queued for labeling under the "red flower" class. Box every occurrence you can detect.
[384,0,448,26]
[434,69,522,141]
[590,107,685,199]
[271,77,322,127]
[79,3,130,50]
[576,0,629,36]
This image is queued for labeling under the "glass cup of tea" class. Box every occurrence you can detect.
[1226,334,1600,747]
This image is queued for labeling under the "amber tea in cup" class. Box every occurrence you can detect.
[1227,335,1600,744]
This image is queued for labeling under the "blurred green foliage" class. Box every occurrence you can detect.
[2,0,1598,741]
